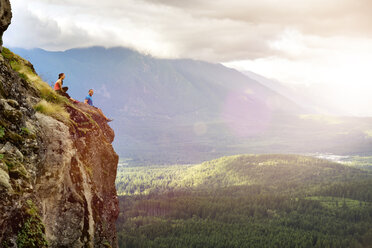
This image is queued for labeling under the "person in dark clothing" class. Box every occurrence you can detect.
[84,89,112,122]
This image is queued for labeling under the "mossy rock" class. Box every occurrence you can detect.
[0,161,7,171]
[7,162,29,180]
[4,131,24,146]
[102,240,112,248]
[16,200,48,248]
[20,127,36,140]
[0,81,5,98]
[3,109,23,123]
[0,167,11,190]
[0,126,4,138]
[6,99,19,108]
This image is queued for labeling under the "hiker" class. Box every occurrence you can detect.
[54,73,78,103]
[84,89,112,122]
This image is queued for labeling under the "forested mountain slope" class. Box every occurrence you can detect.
[116,154,372,247]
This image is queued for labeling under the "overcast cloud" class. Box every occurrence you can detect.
[3,0,372,115]
[5,0,372,61]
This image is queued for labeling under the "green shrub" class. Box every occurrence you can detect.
[17,200,48,248]
[1,47,13,60]
[20,127,30,135]
[103,240,112,248]
[17,72,28,80]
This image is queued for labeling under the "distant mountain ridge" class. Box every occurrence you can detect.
[12,46,302,116]
[11,46,372,164]
[11,47,302,159]
[242,70,348,116]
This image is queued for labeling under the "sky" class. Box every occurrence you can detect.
[3,0,372,116]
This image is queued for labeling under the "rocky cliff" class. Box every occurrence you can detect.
[0,1,119,247]
[0,0,11,49]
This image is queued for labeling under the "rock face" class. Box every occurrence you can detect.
[0,2,119,247]
[34,104,119,248]
[0,0,11,48]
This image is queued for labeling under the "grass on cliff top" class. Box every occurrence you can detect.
[33,100,70,122]
[1,47,71,123]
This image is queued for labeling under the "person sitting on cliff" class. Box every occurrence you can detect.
[54,73,78,103]
[84,89,112,122]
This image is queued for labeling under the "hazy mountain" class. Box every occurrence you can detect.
[11,47,372,164]
[13,47,303,118]
[242,70,348,115]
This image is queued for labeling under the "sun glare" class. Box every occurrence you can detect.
[224,34,372,116]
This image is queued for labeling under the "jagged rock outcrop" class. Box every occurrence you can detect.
[0,0,11,49]
[33,103,119,248]
[0,2,119,247]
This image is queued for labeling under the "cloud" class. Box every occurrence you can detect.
[4,1,96,49]
[3,0,372,62]
[141,0,372,37]
[3,0,372,115]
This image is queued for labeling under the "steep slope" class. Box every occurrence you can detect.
[0,5,119,247]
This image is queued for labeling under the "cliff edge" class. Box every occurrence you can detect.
[0,2,119,247]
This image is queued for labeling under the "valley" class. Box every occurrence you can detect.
[115,154,372,247]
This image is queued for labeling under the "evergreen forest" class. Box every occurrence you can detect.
[115,154,372,247]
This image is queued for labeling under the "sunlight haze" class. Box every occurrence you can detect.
[4,0,372,116]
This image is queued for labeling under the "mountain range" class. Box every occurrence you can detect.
[242,70,349,116]
[12,46,372,164]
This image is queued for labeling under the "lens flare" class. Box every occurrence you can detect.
[222,90,272,137]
